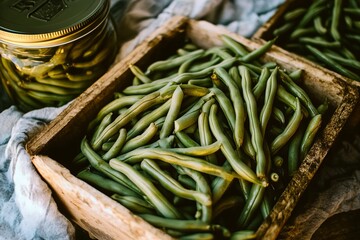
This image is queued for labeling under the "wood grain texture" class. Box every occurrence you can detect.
[32,155,173,240]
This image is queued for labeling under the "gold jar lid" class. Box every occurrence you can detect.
[0,0,110,47]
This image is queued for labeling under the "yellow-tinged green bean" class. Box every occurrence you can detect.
[127,99,171,139]
[111,194,156,215]
[139,214,230,236]
[180,233,215,240]
[168,141,221,157]
[300,114,322,160]
[35,76,90,89]
[129,64,152,83]
[229,230,256,240]
[213,195,243,219]
[174,110,201,133]
[211,161,234,204]
[239,66,267,180]
[116,147,241,182]
[214,67,246,148]
[271,98,303,154]
[92,91,166,150]
[209,104,266,187]
[88,95,143,131]
[121,122,158,154]
[140,159,211,207]
[109,159,182,219]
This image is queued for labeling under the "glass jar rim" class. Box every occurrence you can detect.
[0,0,110,48]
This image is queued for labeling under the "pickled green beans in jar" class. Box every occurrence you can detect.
[0,0,118,112]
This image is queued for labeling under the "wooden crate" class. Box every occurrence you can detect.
[252,0,360,88]
[26,16,359,240]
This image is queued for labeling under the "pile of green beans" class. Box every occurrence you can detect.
[0,22,117,112]
[271,0,360,81]
[73,35,324,239]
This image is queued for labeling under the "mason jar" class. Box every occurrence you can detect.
[0,0,118,112]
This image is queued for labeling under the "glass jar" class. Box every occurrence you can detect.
[0,0,118,112]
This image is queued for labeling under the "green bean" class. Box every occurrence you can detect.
[65,69,104,82]
[288,125,305,176]
[273,22,296,36]
[210,47,233,60]
[272,107,286,124]
[174,110,201,133]
[239,66,267,180]
[270,98,303,155]
[77,169,140,198]
[88,95,143,131]
[260,193,272,220]
[140,159,211,207]
[188,57,221,72]
[229,66,242,90]
[90,112,113,146]
[102,128,127,161]
[111,194,156,215]
[242,130,256,160]
[299,37,341,48]
[34,76,90,89]
[161,84,210,98]
[26,90,74,103]
[239,37,277,63]
[214,67,246,148]
[289,27,317,40]
[81,138,141,194]
[305,44,360,81]
[198,111,218,165]
[237,184,265,228]
[146,49,205,73]
[129,64,152,83]
[121,122,158,154]
[127,99,171,139]
[325,50,360,70]
[116,147,241,182]
[73,46,112,68]
[230,230,256,240]
[211,161,234,204]
[221,35,249,57]
[139,214,230,236]
[122,81,168,95]
[210,87,236,131]
[176,131,200,148]
[300,114,322,160]
[313,16,327,35]
[213,195,243,219]
[188,78,213,88]
[175,166,212,223]
[109,159,182,219]
[260,67,278,135]
[209,104,266,187]
[288,69,303,82]
[168,141,221,157]
[92,91,167,150]
[253,67,270,100]
[279,70,318,117]
[298,5,327,29]
[180,233,215,240]
[331,0,342,41]
[160,86,184,138]
[284,8,307,21]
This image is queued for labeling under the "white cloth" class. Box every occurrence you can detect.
[9,1,360,240]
